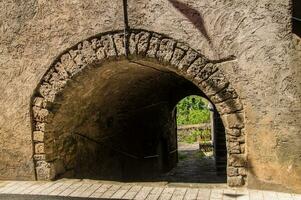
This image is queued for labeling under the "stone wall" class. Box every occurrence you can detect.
[0,0,300,193]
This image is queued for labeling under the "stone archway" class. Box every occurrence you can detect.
[31,29,246,186]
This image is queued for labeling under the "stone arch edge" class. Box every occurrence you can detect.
[30,29,247,187]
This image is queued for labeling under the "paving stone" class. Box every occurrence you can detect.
[122,185,143,199]
[101,185,121,198]
[78,183,102,197]
[69,183,92,197]
[89,184,112,198]
[171,188,187,200]
[183,188,198,200]
[210,189,223,200]
[111,185,132,199]
[0,180,299,200]
[197,188,211,200]
[146,187,164,200]
[59,182,83,196]
[39,182,64,195]
[48,181,75,196]
[134,186,153,200]
[158,187,175,200]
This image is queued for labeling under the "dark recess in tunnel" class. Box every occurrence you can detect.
[47,60,227,182]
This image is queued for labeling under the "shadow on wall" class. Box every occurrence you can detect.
[293,0,301,37]
[168,0,212,44]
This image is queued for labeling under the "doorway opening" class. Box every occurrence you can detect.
[158,95,227,183]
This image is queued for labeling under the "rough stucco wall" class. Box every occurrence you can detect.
[128,0,301,192]
[0,0,124,180]
[0,0,300,193]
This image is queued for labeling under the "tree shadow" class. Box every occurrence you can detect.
[168,0,212,44]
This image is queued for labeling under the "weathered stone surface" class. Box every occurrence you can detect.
[199,71,229,96]
[156,39,176,63]
[33,97,47,108]
[113,33,126,56]
[228,176,244,187]
[35,143,45,154]
[226,129,241,137]
[147,34,162,58]
[238,167,247,176]
[228,167,239,177]
[210,86,238,103]
[229,154,246,167]
[186,58,209,79]
[33,154,46,161]
[32,106,50,122]
[178,49,198,70]
[170,47,186,67]
[216,98,243,114]
[33,131,44,142]
[223,113,245,129]
[129,31,151,55]
[228,141,241,154]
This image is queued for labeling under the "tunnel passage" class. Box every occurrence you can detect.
[44,60,203,180]
[31,29,247,186]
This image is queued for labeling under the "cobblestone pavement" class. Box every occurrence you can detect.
[0,179,300,200]
[159,142,225,183]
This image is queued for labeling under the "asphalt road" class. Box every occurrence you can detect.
[0,194,114,200]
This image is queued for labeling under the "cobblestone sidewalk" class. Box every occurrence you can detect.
[0,179,300,200]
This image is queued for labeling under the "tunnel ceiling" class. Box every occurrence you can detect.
[48,60,201,142]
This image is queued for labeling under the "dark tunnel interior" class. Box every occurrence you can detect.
[45,60,226,182]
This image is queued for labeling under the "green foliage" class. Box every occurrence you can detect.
[176,95,210,125]
[179,129,211,144]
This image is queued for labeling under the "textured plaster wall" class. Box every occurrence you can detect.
[0,0,124,180]
[128,0,301,192]
[0,0,300,193]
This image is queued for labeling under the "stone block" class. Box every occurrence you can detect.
[193,63,217,83]
[33,154,46,161]
[35,143,45,154]
[227,167,239,176]
[238,167,247,176]
[199,70,229,96]
[178,49,198,70]
[170,47,185,66]
[210,85,238,103]
[223,113,245,129]
[228,141,241,154]
[36,165,51,181]
[226,128,241,137]
[33,131,44,142]
[147,34,162,58]
[216,98,243,114]
[129,31,151,55]
[35,122,45,132]
[156,38,176,62]
[113,33,125,56]
[33,97,47,108]
[228,176,244,186]
[32,106,50,122]
[81,40,97,64]
[186,58,208,78]
[229,154,246,167]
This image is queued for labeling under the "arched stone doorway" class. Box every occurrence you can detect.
[31,29,246,186]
